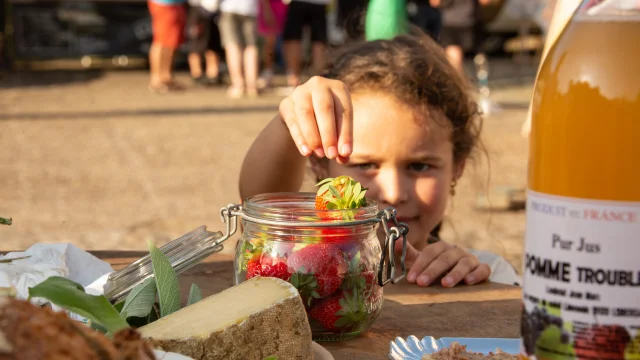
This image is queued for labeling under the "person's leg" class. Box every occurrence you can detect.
[282,1,305,87]
[242,16,259,95]
[159,4,186,86]
[148,42,164,87]
[284,41,302,87]
[309,3,328,75]
[219,12,245,97]
[187,6,210,81]
[148,1,166,88]
[258,33,277,87]
[188,53,203,78]
[445,44,464,74]
[204,50,220,78]
[205,12,224,84]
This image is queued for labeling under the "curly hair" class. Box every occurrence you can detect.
[321,32,483,166]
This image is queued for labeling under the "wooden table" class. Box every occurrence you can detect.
[95,251,523,360]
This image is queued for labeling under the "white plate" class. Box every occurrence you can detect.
[313,341,334,360]
[389,335,519,360]
[153,350,194,360]
[153,342,333,360]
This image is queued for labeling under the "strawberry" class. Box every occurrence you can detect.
[287,243,348,304]
[260,256,291,280]
[246,255,262,279]
[245,253,291,281]
[309,291,367,332]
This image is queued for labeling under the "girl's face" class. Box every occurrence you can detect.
[323,92,465,250]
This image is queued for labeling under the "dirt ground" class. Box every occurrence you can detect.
[0,58,534,273]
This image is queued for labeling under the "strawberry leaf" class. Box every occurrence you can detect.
[328,185,342,199]
[353,182,362,199]
[316,178,333,186]
[317,183,331,196]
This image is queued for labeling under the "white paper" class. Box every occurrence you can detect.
[0,243,114,305]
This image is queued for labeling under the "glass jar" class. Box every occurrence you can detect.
[221,192,408,342]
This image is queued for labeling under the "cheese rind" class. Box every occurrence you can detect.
[138,276,313,360]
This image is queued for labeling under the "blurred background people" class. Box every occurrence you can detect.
[147,0,188,92]
[407,0,442,41]
[257,0,288,89]
[282,0,330,88]
[186,0,224,86]
[434,0,490,74]
[218,0,260,98]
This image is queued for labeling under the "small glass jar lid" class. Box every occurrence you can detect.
[103,225,225,303]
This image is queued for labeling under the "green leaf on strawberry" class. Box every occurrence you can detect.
[315,176,368,221]
[290,271,322,307]
[310,290,367,332]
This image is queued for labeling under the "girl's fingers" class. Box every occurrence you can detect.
[279,98,311,156]
[441,256,481,288]
[291,88,323,156]
[311,87,338,159]
[406,242,450,285]
[464,263,491,285]
[416,246,466,287]
[330,82,354,158]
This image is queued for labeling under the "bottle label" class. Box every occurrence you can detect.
[521,190,640,359]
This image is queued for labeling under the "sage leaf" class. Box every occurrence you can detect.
[120,277,157,320]
[148,241,181,317]
[28,276,129,334]
[187,283,202,306]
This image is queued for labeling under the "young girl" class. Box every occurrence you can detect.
[239,32,520,288]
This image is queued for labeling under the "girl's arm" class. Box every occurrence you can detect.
[239,116,308,199]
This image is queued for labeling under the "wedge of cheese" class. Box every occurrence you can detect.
[138,276,312,360]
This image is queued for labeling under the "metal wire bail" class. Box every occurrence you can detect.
[377,208,409,287]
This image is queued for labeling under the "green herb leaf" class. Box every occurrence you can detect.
[120,277,157,320]
[263,356,279,360]
[0,217,12,226]
[187,283,202,306]
[28,276,129,334]
[148,241,181,317]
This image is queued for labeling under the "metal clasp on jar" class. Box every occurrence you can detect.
[218,203,409,287]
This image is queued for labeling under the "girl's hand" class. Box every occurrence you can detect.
[397,240,491,287]
[278,76,353,162]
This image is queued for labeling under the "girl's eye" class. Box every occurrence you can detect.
[350,163,376,171]
[408,163,431,172]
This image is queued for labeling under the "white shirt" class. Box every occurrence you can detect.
[220,0,259,16]
[189,0,221,13]
[468,249,522,287]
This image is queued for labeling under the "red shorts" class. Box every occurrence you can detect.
[148,1,186,49]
